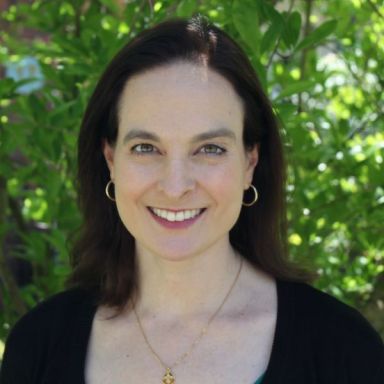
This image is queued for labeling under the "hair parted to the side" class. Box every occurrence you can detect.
[66,15,313,312]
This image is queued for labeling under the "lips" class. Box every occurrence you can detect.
[148,207,205,222]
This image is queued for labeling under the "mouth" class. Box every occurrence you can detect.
[148,207,206,222]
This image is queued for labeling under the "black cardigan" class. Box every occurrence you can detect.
[1,280,383,384]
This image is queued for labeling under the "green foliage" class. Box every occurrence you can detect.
[0,0,383,346]
[295,19,337,52]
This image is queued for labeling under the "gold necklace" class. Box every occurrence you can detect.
[133,258,243,384]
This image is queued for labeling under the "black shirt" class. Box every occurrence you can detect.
[1,281,383,383]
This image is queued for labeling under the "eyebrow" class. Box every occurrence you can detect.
[122,127,236,145]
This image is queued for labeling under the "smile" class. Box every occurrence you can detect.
[148,207,205,222]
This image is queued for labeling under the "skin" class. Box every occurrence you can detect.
[103,61,259,315]
[87,61,277,384]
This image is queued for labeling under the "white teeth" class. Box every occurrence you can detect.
[151,208,203,222]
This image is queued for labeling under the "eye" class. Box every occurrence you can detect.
[199,144,226,155]
[131,143,158,154]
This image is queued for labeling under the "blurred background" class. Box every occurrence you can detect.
[0,0,383,358]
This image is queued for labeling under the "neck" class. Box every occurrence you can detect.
[134,241,242,319]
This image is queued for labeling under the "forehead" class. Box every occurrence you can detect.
[117,62,244,140]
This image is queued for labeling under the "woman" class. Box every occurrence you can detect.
[1,16,383,384]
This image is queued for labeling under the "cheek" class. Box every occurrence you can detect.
[113,164,155,230]
[113,160,159,201]
[197,160,246,201]
[201,169,244,231]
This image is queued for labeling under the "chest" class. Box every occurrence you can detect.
[84,307,276,384]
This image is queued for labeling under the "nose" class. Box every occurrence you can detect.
[157,157,195,199]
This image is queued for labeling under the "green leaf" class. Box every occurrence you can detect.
[99,0,121,15]
[275,80,317,100]
[260,20,283,54]
[295,20,338,52]
[26,94,47,123]
[261,1,284,25]
[0,78,18,98]
[257,3,285,54]
[176,0,197,18]
[251,57,267,90]
[283,11,302,48]
[232,0,262,55]
[274,102,297,121]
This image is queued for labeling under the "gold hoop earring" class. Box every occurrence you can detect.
[242,184,258,207]
[105,180,116,201]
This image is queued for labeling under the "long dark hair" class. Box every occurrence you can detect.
[67,16,311,311]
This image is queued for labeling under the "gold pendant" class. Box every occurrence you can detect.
[162,368,175,384]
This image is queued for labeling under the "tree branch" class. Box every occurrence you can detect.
[366,0,384,18]
[298,0,314,113]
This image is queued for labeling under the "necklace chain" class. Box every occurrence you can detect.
[133,258,243,383]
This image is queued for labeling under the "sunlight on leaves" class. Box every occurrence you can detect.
[289,233,302,246]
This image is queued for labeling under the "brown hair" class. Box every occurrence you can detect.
[67,16,312,312]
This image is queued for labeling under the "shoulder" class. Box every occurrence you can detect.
[0,287,97,383]
[284,281,381,338]
[8,287,95,338]
[278,280,384,380]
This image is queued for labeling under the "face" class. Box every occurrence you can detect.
[103,62,258,262]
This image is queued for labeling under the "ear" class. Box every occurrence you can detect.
[103,140,116,180]
[244,144,259,188]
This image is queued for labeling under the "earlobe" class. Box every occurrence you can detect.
[102,140,115,178]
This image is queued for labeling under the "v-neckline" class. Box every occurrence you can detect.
[69,280,294,384]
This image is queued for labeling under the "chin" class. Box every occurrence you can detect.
[154,248,201,262]
[142,239,206,262]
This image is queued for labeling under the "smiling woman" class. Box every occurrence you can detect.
[103,61,257,262]
[0,16,383,384]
